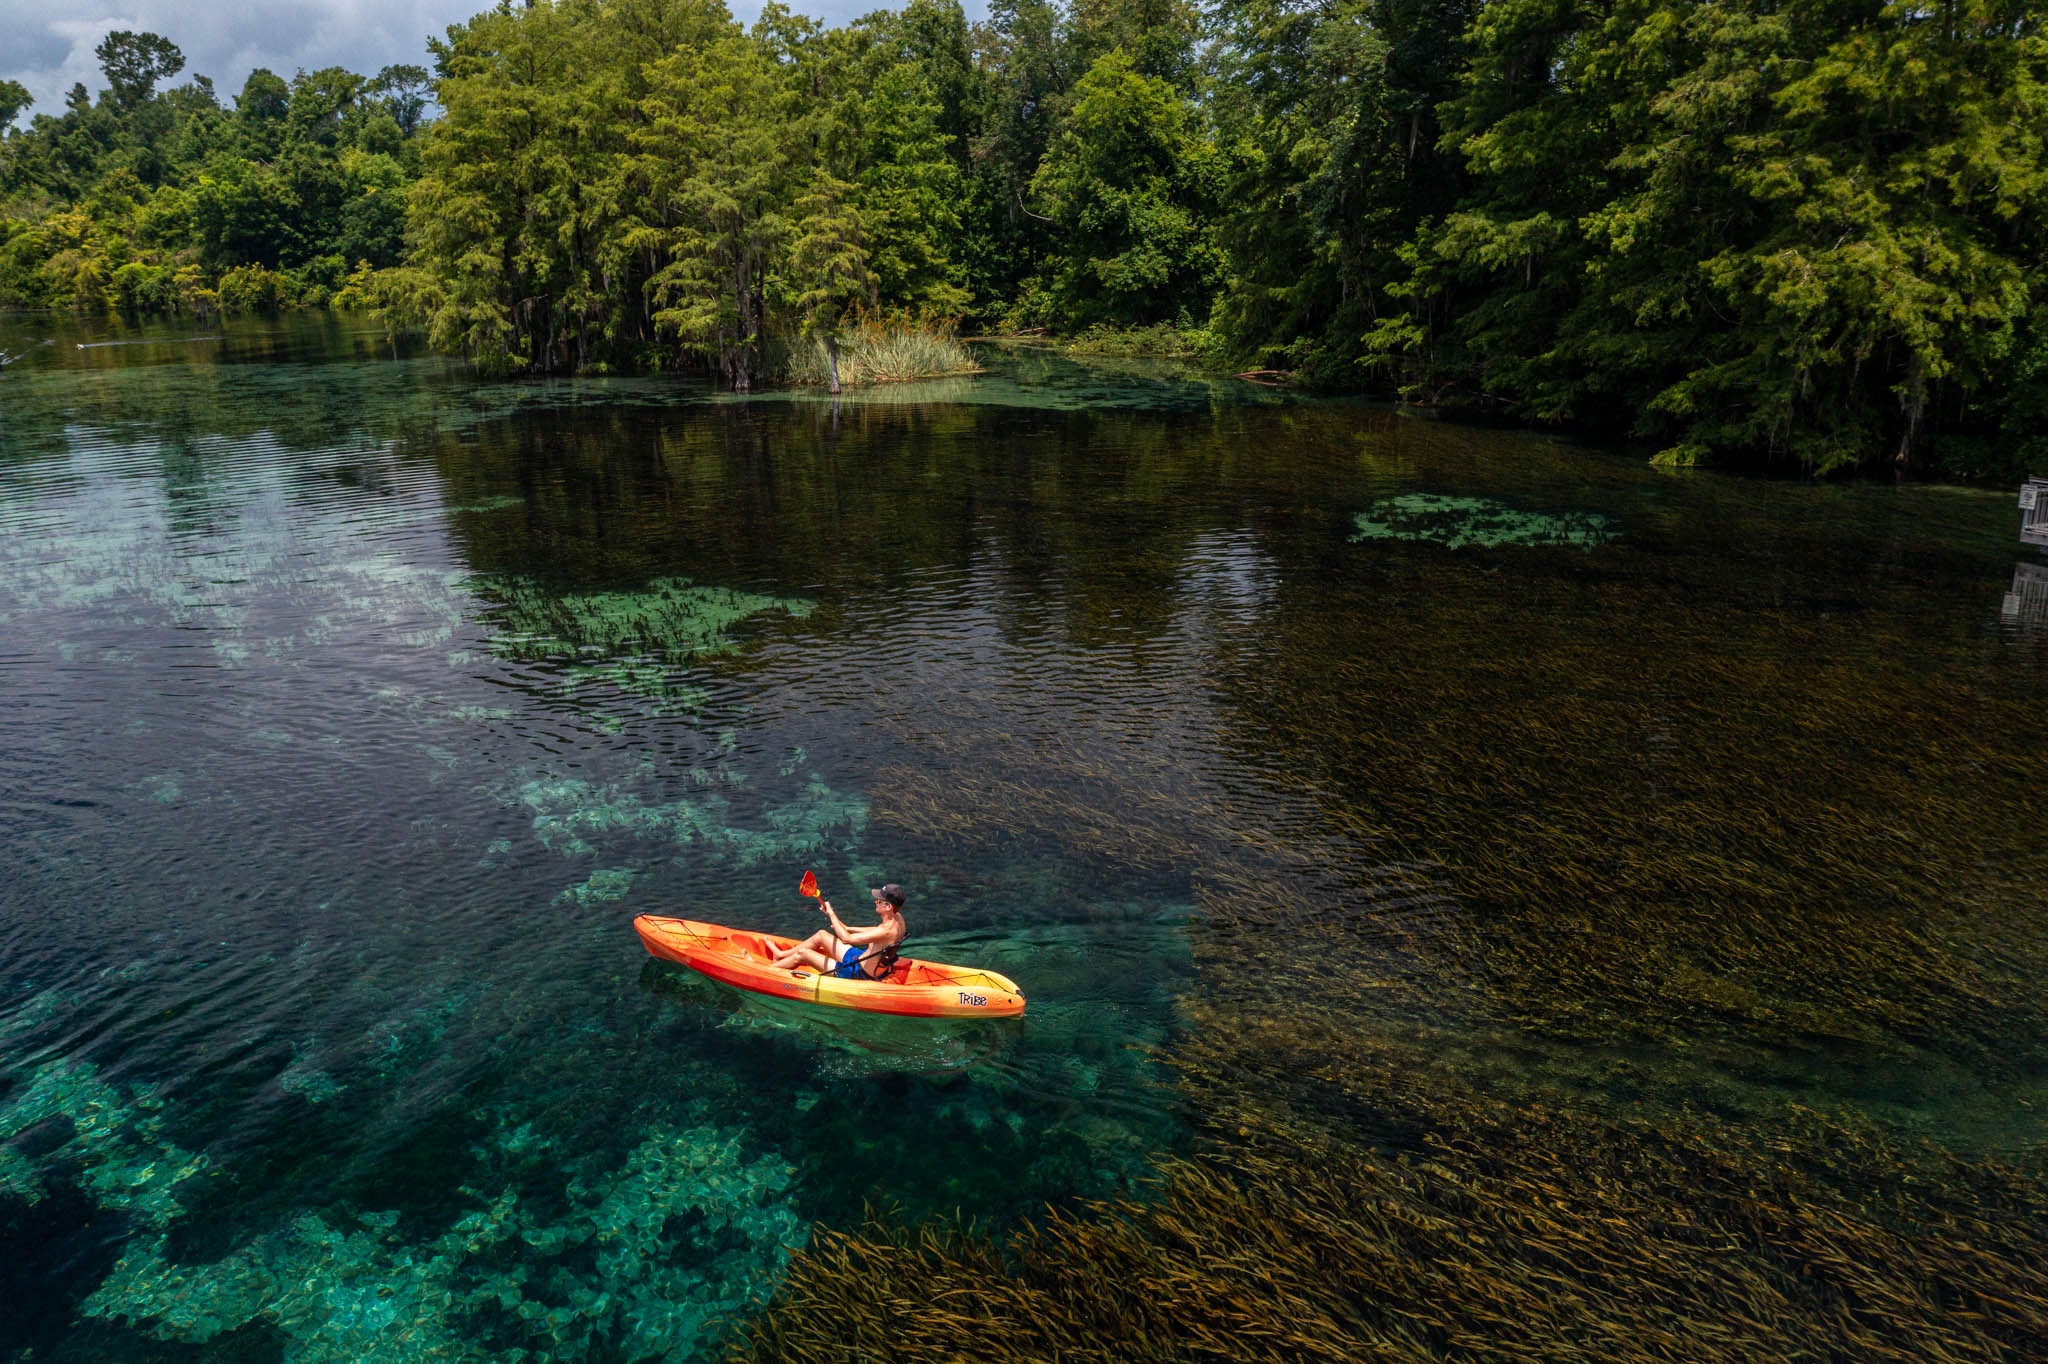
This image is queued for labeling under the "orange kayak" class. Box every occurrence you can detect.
[634,914,1026,1019]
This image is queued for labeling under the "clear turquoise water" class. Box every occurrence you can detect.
[2,313,2043,1361]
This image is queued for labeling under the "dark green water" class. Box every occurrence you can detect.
[1,314,2042,1362]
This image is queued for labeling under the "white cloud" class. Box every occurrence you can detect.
[10,15,139,114]
[1,0,987,129]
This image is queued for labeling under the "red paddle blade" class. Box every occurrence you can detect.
[798,870,819,898]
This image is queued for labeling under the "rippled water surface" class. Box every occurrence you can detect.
[3,315,2044,1362]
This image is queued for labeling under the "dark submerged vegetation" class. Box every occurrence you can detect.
[727,443,2048,1359]
[5,2,2046,470]
[733,1107,2048,1362]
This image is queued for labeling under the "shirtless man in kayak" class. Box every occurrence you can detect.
[768,884,907,981]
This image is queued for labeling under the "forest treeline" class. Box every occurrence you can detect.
[2,1,2044,473]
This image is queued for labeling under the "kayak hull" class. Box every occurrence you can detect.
[633,914,1026,1019]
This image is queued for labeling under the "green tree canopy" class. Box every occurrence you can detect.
[1027,48,1222,328]
[368,64,433,135]
[0,80,31,129]
[96,31,185,113]
[1373,0,2048,472]
[234,69,291,160]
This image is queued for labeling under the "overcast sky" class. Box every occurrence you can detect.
[2,0,972,127]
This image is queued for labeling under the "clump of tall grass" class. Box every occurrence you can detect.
[779,319,983,389]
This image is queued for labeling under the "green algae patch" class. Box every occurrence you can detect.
[515,775,868,867]
[1351,494,1618,550]
[557,866,638,906]
[471,575,813,664]
[734,777,871,866]
[519,778,732,858]
[467,574,813,712]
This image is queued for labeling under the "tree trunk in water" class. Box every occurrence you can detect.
[826,334,841,395]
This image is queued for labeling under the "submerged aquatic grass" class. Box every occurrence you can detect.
[733,1090,2048,1363]
[761,504,2048,1360]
